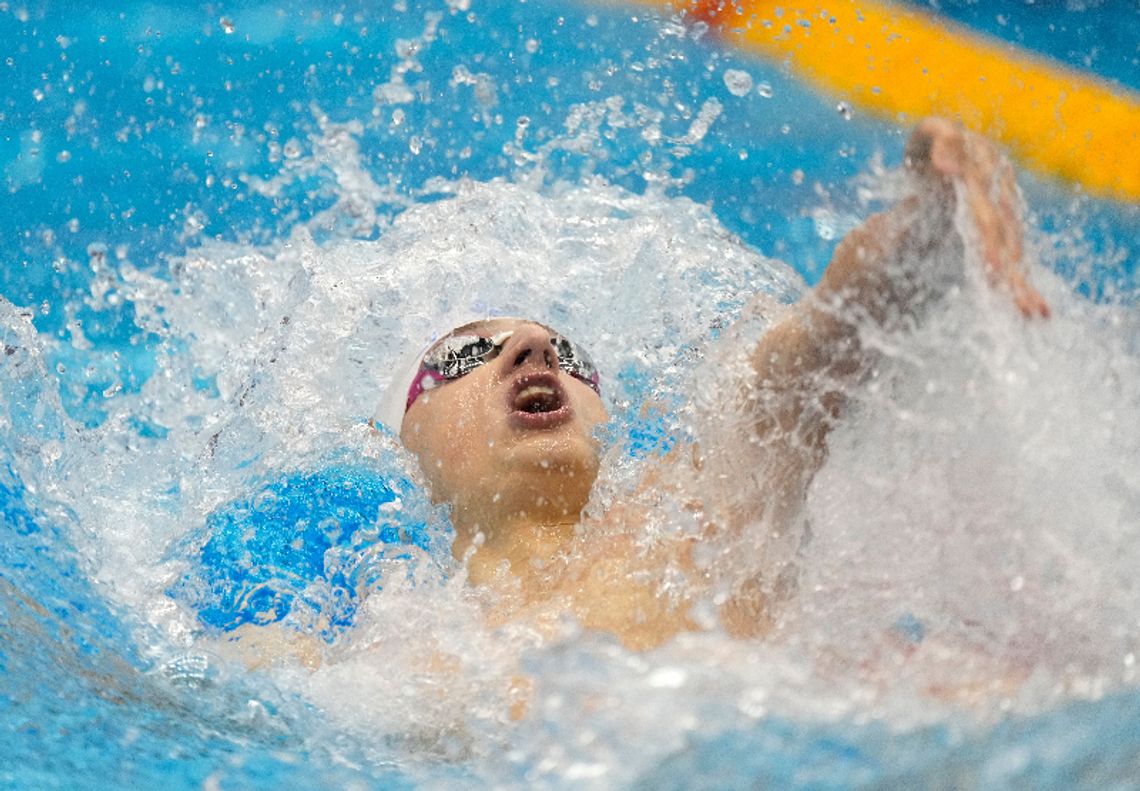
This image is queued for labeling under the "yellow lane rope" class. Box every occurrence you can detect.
[630,0,1140,202]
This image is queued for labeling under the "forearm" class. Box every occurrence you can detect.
[700,119,1047,634]
[744,298,859,450]
[744,188,960,449]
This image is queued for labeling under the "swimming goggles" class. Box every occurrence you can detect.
[405,328,601,411]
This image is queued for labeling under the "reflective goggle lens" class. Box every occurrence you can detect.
[406,328,600,411]
[421,331,513,380]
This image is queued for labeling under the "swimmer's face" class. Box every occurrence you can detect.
[399,319,608,523]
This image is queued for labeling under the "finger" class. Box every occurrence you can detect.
[961,135,1020,265]
[993,157,1024,273]
[987,154,1049,317]
[907,120,1049,319]
[965,180,1005,278]
[1010,273,1051,319]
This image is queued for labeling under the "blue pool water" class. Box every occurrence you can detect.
[3,1,1140,788]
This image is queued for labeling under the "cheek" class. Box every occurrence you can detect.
[584,397,608,428]
[402,384,500,478]
[569,383,608,429]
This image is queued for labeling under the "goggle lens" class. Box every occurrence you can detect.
[406,328,600,411]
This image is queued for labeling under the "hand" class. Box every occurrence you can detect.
[905,118,1050,318]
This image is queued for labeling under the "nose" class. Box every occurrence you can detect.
[500,323,558,373]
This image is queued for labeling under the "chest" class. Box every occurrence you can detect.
[519,534,699,651]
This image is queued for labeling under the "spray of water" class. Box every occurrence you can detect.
[3,87,1139,787]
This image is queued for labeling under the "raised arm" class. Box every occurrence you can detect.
[728,121,1046,462]
[753,119,1047,447]
[690,120,1049,624]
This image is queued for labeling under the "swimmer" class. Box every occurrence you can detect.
[218,118,1048,675]
[387,118,1050,651]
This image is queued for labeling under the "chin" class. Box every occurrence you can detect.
[501,428,600,477]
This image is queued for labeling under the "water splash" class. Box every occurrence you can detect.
[3,0,1140,787]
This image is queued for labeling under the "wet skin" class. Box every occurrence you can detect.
[400,319,609,584]
[401,319,706,650]
[395,119,1050,653]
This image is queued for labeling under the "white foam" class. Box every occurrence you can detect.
[11,156,1140,781]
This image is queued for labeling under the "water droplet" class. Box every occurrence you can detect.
[836,101,853,120]
[722,68,753,97]
[647,667,688,688]
[253,489,279,512]
[219,17,235,34]
[318,517,342,541]
[756,81,773,99]
[738,687,768,718]
[408,135,422,155]
[163,654,214,689]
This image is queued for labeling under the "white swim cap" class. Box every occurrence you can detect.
[371,340,436,434]
[371,311,526,434]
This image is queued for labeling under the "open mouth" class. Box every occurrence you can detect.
[507,373,572,428]
[514,383,564,413]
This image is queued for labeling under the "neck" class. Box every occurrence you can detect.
[449,481,590,592]
[455,514,578,591]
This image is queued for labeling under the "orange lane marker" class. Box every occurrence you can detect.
[630,0,1140,202]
